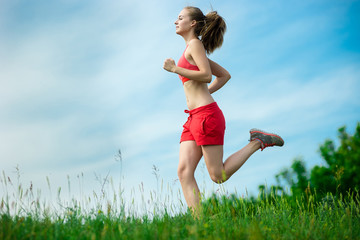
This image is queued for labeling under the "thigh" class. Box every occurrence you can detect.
[179,141,203,171]
[201,145,224,173]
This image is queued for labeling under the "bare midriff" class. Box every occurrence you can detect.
[183,80,215,110]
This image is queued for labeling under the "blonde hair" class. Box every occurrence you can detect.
[184,6,227,54]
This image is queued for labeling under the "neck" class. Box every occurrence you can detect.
[181,31,198,45]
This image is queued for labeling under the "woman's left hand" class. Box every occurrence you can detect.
[163,58,176,73]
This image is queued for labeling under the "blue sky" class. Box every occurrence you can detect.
[1,0,359,214]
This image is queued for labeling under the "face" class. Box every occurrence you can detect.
[174,9,195,35]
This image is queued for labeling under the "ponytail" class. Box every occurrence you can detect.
[184,6,227,54]
[201,11,226,54]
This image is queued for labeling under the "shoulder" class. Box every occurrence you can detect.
[188,38,202,46]
[188,39,206,52]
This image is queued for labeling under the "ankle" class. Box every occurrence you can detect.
[250,139,262,149]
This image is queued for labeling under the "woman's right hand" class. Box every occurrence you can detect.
[163,58,176,73]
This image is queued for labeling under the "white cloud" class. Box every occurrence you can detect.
[0,1,189,212]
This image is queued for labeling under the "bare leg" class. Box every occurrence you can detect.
[202,140,261,183]
[178,141,203,211]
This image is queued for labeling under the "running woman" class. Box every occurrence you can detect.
[163,6,284,212]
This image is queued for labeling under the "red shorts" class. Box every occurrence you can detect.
[180,102,226,146]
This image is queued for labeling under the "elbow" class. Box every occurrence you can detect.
[223,72,231,83]
[204,73,212,83]
[206,75,212,83]
[226,73,231,81]
[225,69,231,81]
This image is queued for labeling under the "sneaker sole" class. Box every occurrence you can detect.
[250,128,284,146]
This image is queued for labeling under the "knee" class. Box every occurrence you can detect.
[209,171,228,184]
[177,165,194,182]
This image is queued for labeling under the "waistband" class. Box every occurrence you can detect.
[184,102,219,115]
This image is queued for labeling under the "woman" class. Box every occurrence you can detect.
[163,6,284,212]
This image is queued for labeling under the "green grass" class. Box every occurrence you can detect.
[1,169,359,239]
[1,192,359,239]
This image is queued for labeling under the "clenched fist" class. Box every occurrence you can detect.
[163,58,176,73]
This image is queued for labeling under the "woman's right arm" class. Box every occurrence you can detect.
[164,40,212,83]
[207,59,231,94]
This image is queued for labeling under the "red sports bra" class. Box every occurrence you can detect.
[177,45,199,84]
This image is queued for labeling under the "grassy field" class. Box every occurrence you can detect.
[1,187,359,239]
[1,166,360,240]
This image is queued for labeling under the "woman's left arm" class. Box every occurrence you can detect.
[207,58,231,94]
